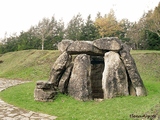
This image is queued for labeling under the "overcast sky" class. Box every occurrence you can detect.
[0,0,159,39]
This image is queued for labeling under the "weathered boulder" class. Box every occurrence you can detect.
[58,63,73,94]
[57,39,73,52]
[119,44,147,96]
[67,41,104,55]
[68,54,92,101]
[93,37,122,51]
[34,81,57,101]
[102,51,129,99]
[48,51,72,85]
[36,81,54,89]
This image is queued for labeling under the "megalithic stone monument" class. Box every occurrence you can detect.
[34,37,147,102]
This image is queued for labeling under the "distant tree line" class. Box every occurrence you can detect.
[0,2,160,54]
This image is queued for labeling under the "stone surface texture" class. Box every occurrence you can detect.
[48,51,71,85]
[34,81,57,102]
[58,63,73,94]
[102,51,129,99]
[119,44,147,96]
[57,39,73,52]
[68,54,92,101]
[93,37,122,51]
[67,41,104,55]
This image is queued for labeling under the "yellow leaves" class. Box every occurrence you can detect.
[94,10,121,37]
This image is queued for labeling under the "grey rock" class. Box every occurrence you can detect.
[48,51,72,85]
[119,44,147,96]
[34,88,57,102]
[58,63,73,94]
[67,41,104,55]
[68,54,92,101]
[34,81,57,102]
[93,37,122,51]
[36,81,54,89]
[102,51,129,99]
[57,39,73,52]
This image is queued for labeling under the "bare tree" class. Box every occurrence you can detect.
[31,16,57,50]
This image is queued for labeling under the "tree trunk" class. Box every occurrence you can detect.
[42,37,44,50]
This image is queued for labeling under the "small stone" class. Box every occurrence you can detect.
[34,88,57,102]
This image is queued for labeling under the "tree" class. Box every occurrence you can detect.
[80,15,100,40]
[65,13,84,40]
[144,2,160,37]
[31,16,57,50]
[145,30,160,50]
[95,9,121,38]
[17,31,41,50]
[126,21,146,50]
[119,19,132,41]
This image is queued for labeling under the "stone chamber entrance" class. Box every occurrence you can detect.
[90,56,104,99]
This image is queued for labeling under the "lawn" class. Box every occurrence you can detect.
[0,50,160,120]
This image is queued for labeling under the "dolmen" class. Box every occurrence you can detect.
[34,37,147,102]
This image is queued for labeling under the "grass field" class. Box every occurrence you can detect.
[0,50,160,120]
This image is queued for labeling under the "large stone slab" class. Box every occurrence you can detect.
[57,39,73,52]
[93,37,122,51]
[67,41,104,55]
[68,54,92,101]
[58,63,73,94]
[102,51,129,99]
[48,51,72,85]
[119,44,147,96]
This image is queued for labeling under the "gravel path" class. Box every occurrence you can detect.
[0,78,57,120]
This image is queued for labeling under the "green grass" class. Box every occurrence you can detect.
[0,50,160,120]
[0,50,60,81]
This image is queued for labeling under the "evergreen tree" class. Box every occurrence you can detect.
[65,13,84,40]
[80,15,100,40]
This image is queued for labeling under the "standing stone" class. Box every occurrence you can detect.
[58,63,73,94]
[93,37,122,51]
[48,52,72,86]
[119,44,147,96]
[68,54,92,101]
[102,51,129,99]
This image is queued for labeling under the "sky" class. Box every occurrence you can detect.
[0,0,159,39]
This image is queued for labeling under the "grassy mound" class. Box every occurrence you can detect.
[0,50,160,120]
[0,50,60,81]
